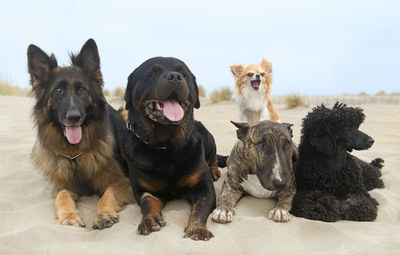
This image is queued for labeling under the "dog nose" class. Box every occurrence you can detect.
[66,109,81,123]
[273,178,286,189]
[255,74,260,79]
[166,72,183,84]
[367,137,374,146]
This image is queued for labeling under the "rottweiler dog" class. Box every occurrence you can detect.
[121,57,219,241]
[27,39,133,229]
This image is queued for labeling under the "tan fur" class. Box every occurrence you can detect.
[55,189,85,227]
[177,169,202,188]
[137,179,166,193]
[120,109,129,123]
[32,121,134,228]
[230,59,279,122]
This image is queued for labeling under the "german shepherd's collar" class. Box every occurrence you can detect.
[55,151,84,160]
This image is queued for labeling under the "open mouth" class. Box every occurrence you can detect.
[144,99,188,124]
[62,125,82,144]
[251,80,261,90]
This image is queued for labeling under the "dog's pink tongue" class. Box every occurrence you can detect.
[65,126,82,144]
[162,100,184,122]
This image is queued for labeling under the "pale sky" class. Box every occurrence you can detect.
[0,0,399,96]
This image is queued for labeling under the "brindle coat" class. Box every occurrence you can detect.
[28,39,133,229]
[211,120,297,223]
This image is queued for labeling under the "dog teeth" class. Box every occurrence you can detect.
[155,102,162,111]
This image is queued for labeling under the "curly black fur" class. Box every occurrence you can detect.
[290,103,384,222]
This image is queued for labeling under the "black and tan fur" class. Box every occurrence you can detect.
[28,39,133,229]
[122,57,219,240]
[212,120,297,223]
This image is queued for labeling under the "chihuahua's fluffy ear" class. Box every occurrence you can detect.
[230,64,244,79]
[260,59,272,85]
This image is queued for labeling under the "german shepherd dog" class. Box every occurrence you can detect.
[122,57,219,240]
[27,39,133,229]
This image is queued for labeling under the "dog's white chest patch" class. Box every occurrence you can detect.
[240,174,276,199]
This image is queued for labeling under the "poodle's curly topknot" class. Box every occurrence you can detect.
[300,102,365,147]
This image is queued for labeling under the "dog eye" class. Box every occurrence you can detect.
[256,141,265,148]
[260,72,265,77]
[247,73,254,77]
[78,86,86,93]
[55,88,64,96]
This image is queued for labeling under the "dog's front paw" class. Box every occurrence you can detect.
[184,225,214,241]
[137,213,166,235]
[268,208,290,222]
[93,212,119,230]
[211,208,234,223]
[371,158,384,169]
[58,212,86,227]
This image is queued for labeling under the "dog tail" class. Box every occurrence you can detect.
[217,155,228,168]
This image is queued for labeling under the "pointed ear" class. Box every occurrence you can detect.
[125,73,135,110]
[230,65,244,79]
[282,122,294,138]
[27,44,57,86]
[231,121,250,140]
[309,129,336,155]
[72,39,100,74]
[260,59,272,74]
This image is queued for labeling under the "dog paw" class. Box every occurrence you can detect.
[58,212,86,227]
[137,213,166,235]
[268,208,290,222]
[211,208,234,223]
[371,158,384,169]
[184,225,214,241]
[211,168,222,181]
[93,212,119,230]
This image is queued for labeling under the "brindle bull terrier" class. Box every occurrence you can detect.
[211,120,297,223]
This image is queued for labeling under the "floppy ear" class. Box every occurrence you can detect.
[231,121,249,140]
[282,122,294,138]
[125,73,135,110]
[72,39,100,75]
[27,44,58,86]
[230,65,244,79]
[309,129,337,155]
[192,74,200,109]
[260,59,272,74]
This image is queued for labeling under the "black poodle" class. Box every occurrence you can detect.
[290,103,384,222]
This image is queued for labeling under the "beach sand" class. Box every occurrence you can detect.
[0,95,399,255]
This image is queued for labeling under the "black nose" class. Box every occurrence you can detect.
[367,137,374,146]
[66,109,81,123]
[273,178,286,189]
[255,74,260,79]
[166,72,183,84]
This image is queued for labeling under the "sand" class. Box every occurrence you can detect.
[0,95,399,255]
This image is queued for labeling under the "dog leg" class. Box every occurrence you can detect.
[267,98,280,122]
[137,193,166,235]
[211,176,244,223]
[55,189,85,227]
[357,157,384,190]
[290,190,341,222]
[208,159,221,181]
[184,182,216,241]
[93,186,121,229]
[340,193,378,221]
[269,189,294,222]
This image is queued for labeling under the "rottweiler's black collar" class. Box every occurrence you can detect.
[126,121,167,150]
